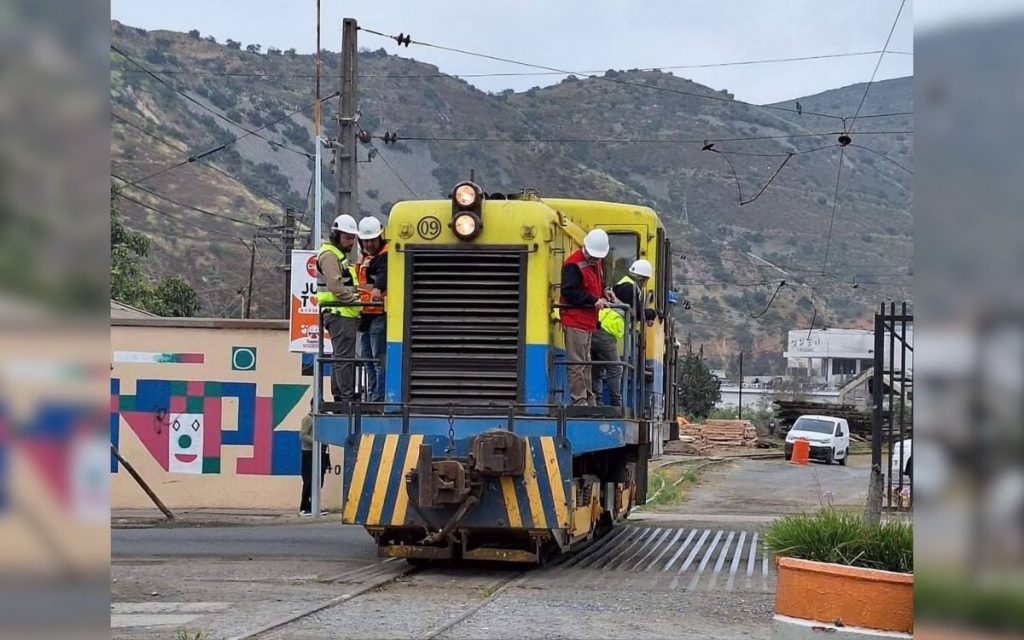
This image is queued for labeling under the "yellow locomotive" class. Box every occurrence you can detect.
[314,181,680,562]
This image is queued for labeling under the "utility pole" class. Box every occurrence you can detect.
[337,18,358,219]
[282,207,296,315]
[244,240,255,319]
[738,351,744,419]
[313,0,323,248]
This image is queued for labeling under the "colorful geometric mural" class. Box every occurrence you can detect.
[110,379,308,476]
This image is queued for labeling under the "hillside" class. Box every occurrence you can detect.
[110,21,912,373]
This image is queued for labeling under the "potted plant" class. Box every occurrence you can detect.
[765,509,913,636]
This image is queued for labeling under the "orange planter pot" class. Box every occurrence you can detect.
[774,556,914,633]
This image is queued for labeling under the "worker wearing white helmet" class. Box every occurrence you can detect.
[558,229,610,407]
[614,258,655,326]
[317,214,361,402]
[356,216,389,403]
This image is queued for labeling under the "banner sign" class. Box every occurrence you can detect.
[289,250,324,353]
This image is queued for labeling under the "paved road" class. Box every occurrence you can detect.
[678,454,871,517]
[113,522,378,559]
[114,457,862,639]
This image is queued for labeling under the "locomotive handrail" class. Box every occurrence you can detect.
[312,299,386,413]
[551,301,645,417]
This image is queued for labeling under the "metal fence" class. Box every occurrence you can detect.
[871,302,913,512]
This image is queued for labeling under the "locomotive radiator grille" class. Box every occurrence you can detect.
[407,251,524,405]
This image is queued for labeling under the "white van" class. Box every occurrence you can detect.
[784,415,851,465]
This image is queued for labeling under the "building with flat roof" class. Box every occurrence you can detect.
[783,327,912,387]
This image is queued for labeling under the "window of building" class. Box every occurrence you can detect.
[832,358,857,375]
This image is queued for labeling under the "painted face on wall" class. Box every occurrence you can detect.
[168,413,204,474]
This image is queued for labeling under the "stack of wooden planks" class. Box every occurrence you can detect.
[701,419,759,448]
[773,400,874,436]
[667,419,758,451]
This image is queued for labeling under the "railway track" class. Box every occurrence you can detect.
[226,558,415,640]
[224,523,772,639]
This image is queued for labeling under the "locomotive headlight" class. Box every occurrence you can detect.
[452,212,480,240]
[454,183,479,208]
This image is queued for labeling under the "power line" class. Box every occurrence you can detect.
[112,173,259,228]
[116,91,338,188]
[847,143,913,175]
[848,0,908,132]
[111,111,302,209]
[806,145,848,333]
[370,142,419,198]
[359,26,853,121]
[117,192,245,239]
[748,280,787,319]
[111,48,913,79]
[111,44,313,161]
[707,142,839,206]
[379,129,911,145]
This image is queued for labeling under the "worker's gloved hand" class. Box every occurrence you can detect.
[370,288,382,301]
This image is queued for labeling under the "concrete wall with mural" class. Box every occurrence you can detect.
[111,318,343,510]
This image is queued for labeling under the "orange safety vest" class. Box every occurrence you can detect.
[357,243,388,315]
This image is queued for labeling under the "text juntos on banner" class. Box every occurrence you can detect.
[288,250,326,353]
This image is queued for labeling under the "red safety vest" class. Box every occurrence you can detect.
[357,243,388,315]
[559,249,603,332]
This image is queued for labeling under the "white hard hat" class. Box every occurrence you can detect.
[357,216,384,240]
[331,214,358,235]
[582,229,609,259]
[629,259,653,279]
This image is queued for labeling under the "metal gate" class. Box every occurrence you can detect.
[871,302,913,512]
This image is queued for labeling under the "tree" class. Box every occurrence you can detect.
[677,335,722,420]
[188,29,201,39]
[150,276,201,317]
[246,43,261,54]
[110,186,202,317]
[226,39,241,50]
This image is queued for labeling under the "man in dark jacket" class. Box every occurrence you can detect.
[299,409,330,516]
[559,229,610,406]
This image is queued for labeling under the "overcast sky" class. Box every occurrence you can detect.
[111,0,920,104]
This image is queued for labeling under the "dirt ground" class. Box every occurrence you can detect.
[111,455,871,639]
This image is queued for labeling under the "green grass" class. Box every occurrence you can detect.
[764,509,912,574]
[174,630,206,640]
[644,467,702,508]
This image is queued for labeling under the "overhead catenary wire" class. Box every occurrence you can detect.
[379,129,911,146]
[847,143,913,175]
[359,26,857,121]
[848,0,908,133]
[707,142,839,206]
[369,142,419,198]
[116,91,339,188]
[111,111,303,209]
[111,48,913,79]
[117,192,247,239]
[747,280,787,319]
[807,145,848,334]
[111,44,314,160]
[112,172,259,228]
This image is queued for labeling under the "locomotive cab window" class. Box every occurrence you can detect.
[604,231,640,288]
